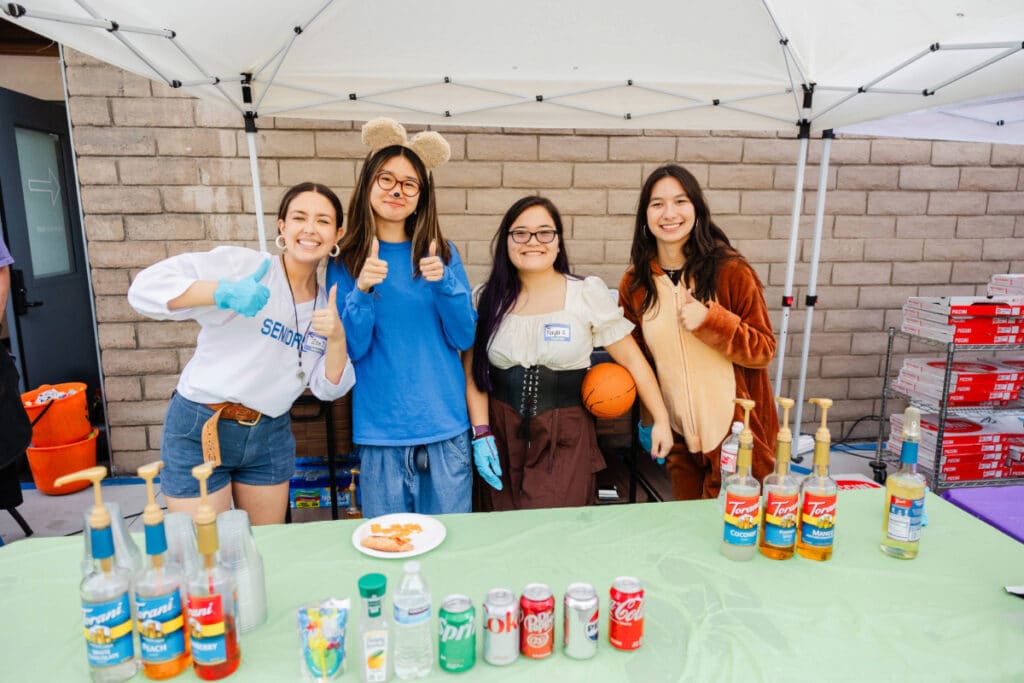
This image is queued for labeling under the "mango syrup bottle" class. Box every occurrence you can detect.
[186,463,241,680]
[759,397,802,560]
[135,462,190,678]
[796,398,838,561]
[53,467,139,683]
[720,399,761,561]
[880,406,927,559]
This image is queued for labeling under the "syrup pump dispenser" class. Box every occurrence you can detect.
[54,466,139,681]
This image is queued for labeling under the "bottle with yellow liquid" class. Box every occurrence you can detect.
[135,461,191,679]
[796,398,838,561]
[759,397,801,560]
[720,399,761,561]
[186,463,241,680]
[54,467,139,683]
[880,406,927,559]
[345,468,363,521]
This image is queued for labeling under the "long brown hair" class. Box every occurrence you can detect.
[335,145,450,277]
[627,164,737,316]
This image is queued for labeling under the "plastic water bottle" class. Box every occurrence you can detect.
[393,561,432,679]
[717,421,744,511]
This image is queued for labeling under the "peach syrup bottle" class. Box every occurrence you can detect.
[759,397,802,560]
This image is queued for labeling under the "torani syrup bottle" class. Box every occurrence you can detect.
[880,407,927,559]
[135,461,190,679]
[759,397,802,560]
[720,399,761,561]
[54,467,139,683]
[186,463,241,680]
[796,398,838,561]
[345,468,363,521]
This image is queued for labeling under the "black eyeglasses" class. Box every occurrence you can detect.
[375,171,421,198]
[508,228,558,244]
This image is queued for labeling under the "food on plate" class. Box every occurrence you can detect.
[360,534,413,553]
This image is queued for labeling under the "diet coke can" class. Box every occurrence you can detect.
[563,582,599,660]
[608,576,644,651]
[519,583,555,659]
[483,588,519,666]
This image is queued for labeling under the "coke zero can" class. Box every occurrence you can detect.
[483,588,519,666]
[608,576,644,650]
[563,582,598,660]
[519,583,555,659]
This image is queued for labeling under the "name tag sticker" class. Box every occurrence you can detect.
[543,323,572,343]
[302,332,327,355]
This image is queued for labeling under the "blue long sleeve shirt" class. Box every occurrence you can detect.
[327,239,477,446]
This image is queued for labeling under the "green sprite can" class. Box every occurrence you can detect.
[438,594,476,672]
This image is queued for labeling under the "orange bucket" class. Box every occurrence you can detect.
[26,429,99,495]
[21,382,91,447]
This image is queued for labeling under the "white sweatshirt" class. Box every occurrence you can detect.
[128,246,354,417]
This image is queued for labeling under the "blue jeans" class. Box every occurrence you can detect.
[160,393,296,498]
[357,432,472,518]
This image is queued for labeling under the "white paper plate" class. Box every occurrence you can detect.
[351,513,446,559]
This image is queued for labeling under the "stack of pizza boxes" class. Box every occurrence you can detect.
[888,412,1009,483]
[893,358,1024,408]
[901,295,1024,345]
[987,273,1024,298]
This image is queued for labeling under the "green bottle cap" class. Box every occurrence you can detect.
[358,572,387,598]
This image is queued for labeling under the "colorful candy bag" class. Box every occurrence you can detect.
[297,598,350,680]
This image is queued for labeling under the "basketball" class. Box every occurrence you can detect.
[581,363,637,419]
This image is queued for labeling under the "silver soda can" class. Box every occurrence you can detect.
[483,588,519,666]
[563,582,599,660]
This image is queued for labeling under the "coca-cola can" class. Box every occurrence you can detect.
[563,582,599,660]
[519,583,555,659]
[608,576,644,651]
[483,588,519,666]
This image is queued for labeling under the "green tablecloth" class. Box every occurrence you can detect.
[1,490,1022,682]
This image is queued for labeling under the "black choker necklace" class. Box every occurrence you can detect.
[280,255,318,383]
[660,264,684,285]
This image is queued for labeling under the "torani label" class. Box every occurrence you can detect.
[886,495,924,542]
[763,491,799,547]
[187,594,227,665]
[722,491,760,546]
[136,590,186,663]
[82,594,135,668]
[800,492,837,547]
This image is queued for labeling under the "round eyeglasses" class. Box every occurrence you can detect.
[508,228,558,244]
[375,171,421,198]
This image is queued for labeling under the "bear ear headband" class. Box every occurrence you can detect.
[361,117,451,171]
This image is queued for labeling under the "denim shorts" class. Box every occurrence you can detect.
[160,392,296,498]
[357,432,472,518]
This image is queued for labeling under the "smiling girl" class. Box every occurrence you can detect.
[619,164,778,500]
[128,182,354,524]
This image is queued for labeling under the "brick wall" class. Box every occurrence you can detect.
[63,50,1024,473]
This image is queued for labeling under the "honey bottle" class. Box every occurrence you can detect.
[759,397,802,560]
[720,399,760,561]
[135,461,191,679]
[796,398,838,561]
[186,463,241,680]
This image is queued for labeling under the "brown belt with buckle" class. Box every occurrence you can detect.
[201,402,262,467]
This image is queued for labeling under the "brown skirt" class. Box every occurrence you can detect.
[475,399,606,511]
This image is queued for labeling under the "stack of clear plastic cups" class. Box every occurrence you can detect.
[79,501,143,579]
[164,511,200,579]
[217,509,268,632]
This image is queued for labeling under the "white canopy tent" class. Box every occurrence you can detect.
[4,0,1022,436]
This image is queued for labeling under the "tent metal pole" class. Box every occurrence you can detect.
[793,131,833,441]
[245,125,268,253]
[773,127,809,398]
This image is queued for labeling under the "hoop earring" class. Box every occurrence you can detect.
[275,234,287,250]
[330,243,341,258]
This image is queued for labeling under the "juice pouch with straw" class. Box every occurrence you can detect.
[298,599,350,681]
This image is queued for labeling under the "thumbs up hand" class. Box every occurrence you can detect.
[213,258,271,317]
[678,287,709,331]
[356,238,388,293]
[419,239,445,282]
[311,284,345,345]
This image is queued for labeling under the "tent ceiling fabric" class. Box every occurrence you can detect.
[3,0,1022,134]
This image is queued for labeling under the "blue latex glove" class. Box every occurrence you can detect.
[638,421,664,465]
[214,259,271,317]
[472,435,503,491]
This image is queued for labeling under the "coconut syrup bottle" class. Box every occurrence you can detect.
[759,397,802,560]
[186,463,241,680]
[796,398,838,561]
[135,461,190,679]
[53,467,139,683]
[720,399,761,561]
[880,406,927,559]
